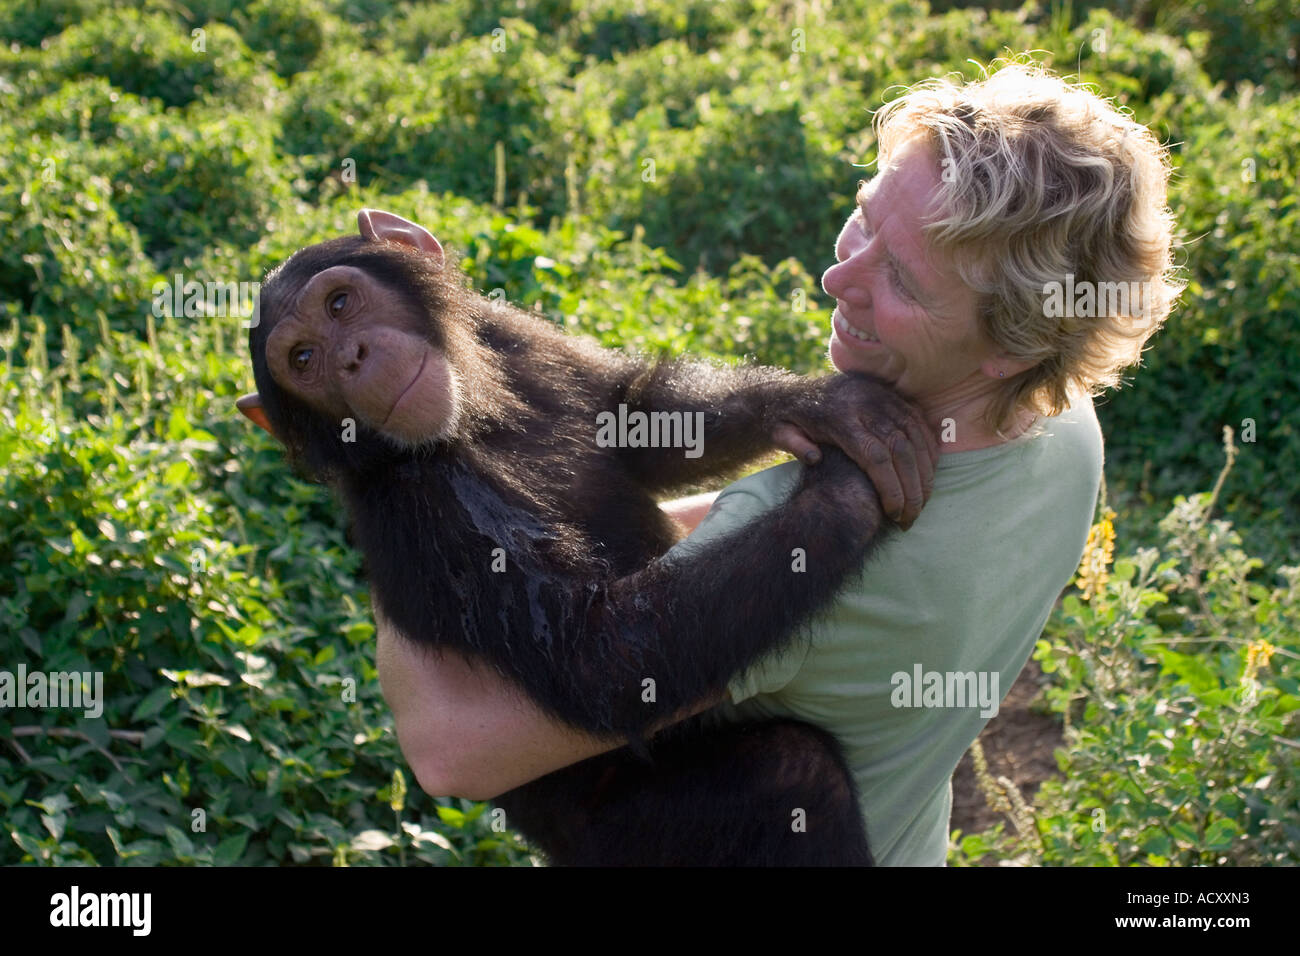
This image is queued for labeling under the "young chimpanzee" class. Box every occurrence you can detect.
[238,209,933,865]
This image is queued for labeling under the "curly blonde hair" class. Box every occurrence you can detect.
[873,60,1183,433]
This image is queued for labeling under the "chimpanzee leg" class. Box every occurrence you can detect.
[501,718,873,866]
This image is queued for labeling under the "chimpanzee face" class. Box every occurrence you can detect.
[241,211,462,448]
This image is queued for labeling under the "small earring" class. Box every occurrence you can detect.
[998,370,1005,378]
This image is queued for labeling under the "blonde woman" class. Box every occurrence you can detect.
[377,62,1180,865]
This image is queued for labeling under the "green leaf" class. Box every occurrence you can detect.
[214,832,249,865]
[165,826,195,858]
[131,685,173,722]
[163,460,193,485]
[1204,819,1238,849]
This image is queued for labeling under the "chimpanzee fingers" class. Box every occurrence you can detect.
[857,434,907,524]
[827,423,875,477]
[771,422,822,465]
[858,388,934,523]
[887,432,925,528]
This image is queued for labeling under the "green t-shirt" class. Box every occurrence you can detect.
[665,397,1104,866]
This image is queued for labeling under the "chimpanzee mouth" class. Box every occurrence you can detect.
[380,350,429,428]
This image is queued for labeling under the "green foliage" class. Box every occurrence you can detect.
[1098,87,1300,558]
[0,313,530,866]
[279,22,572,211]
[23,9,276,110]
[0,123,157,340]
[0,0,108,46]
[232,0,343,78]
[0,0,1295,867]
[565,0,744,60]
[1082,0,1300,91]
[957,440,1299,865]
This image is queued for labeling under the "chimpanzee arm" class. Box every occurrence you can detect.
[493,312,934,524]
[613,360,936,524]
[613,359,809,487]
[488,446,889,742]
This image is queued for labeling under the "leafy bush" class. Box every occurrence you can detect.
[278,24,571,211]
[0,311,529,865]
[233,0,343,77]
[1098,86,1300,561]
[953,436,1299,865]
[29,9,276,110]
[1,0,1295,867]
[0,0,110,46]
[0,125,157,341]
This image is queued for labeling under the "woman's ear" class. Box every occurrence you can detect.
[982,355,1037,380]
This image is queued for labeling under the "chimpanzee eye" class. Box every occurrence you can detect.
[291,346,313,371]
[328,291,348,316]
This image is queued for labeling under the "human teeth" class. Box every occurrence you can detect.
[837,314,878,343]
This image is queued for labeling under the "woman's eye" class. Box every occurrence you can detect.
[890,268,913,300]
[328,291,348,316]
[291,346,313,371]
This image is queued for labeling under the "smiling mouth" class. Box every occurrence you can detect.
[834,309,880,345]
[380,351,429,427]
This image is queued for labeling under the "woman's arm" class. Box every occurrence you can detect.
[376,624,617,799]
[376,620,723,800]
[659,491,721,535]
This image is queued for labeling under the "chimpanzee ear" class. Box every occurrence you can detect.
[357,209,445,266]
[236,393,277,439]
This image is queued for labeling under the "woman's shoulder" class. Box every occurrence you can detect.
[1029,391,1105,473]
[940,392,1103,474]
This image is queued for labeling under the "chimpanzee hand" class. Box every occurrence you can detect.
[767,373,937,529]
[792,443,887,546]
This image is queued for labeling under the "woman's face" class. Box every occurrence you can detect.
[822,138,993,404]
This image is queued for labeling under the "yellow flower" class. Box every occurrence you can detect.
[1243,639,1277,683]
[390,768,407,813]
[1076,508,1116,601]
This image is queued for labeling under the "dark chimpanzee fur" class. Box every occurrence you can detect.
[249,234,907,865]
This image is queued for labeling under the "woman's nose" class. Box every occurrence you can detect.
[822,257,869,306]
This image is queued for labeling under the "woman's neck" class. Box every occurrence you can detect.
[922,394,1040,454]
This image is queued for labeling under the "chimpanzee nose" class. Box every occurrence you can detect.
[336,338,368,374]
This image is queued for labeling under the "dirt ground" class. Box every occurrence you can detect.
[949,658,1065,860]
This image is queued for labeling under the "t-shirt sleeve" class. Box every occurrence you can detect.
[661,462,811,703]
